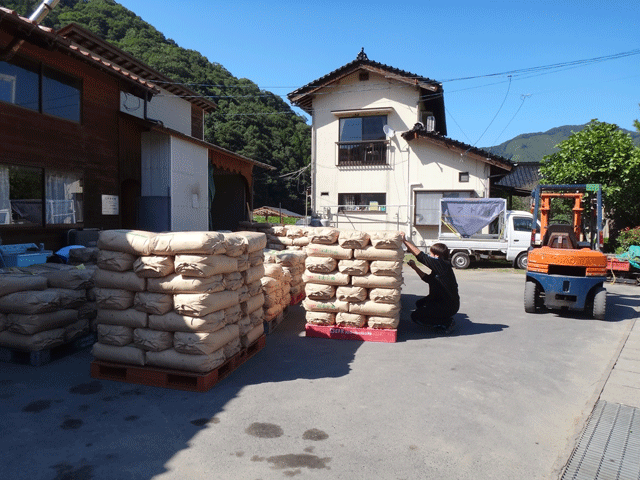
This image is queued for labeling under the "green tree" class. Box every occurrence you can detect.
[540,120,640,240]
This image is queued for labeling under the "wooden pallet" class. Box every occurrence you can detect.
[90,334,266,392]
[0,333,96,367]
[305,324,397,343]
[264,310,285,335]
[290,291,305,305]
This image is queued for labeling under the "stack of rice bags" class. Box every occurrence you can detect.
[261,263,290,324]
[303,229,403,330]
[265,249,307,303]
[0,266,93,352]
[91,230,267,373]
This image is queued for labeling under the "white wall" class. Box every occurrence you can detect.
[311,70,489,239]
[170,137,209,231]
[120,88,192,136]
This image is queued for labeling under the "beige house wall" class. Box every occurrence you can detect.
[311,71,491,243]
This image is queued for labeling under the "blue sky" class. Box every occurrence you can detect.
[118,0,639,147]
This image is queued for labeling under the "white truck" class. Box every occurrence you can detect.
[427,198,537,270]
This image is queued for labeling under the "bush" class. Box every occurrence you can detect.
[615,226,640,253]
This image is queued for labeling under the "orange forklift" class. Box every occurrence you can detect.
[524,184,608,319]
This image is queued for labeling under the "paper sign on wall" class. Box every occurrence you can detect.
[102,195,119,215]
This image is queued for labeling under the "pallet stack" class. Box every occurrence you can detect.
[0,264,95,362]
[91,230,267,380]
[302,229,403,342]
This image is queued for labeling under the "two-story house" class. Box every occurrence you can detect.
[0,7,271,250]
[288,49,512,247]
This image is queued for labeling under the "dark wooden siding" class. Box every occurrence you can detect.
[0,42,126,250]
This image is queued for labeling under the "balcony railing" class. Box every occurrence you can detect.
[337,140,388,166]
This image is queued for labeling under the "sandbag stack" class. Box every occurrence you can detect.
[302,229,404,330]
[265,249,307,303]
[91,229,267,373]
[260,263,291,324]
[0,264,94,352]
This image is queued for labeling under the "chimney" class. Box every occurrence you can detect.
[29,0,60,24]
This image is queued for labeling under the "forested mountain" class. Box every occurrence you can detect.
[484,124,640,164]
[3,0,311,214]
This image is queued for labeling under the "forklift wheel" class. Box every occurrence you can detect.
[524,280,540,313]
[591,287,607,320]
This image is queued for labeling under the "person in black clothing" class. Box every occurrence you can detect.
[402,233,460,333]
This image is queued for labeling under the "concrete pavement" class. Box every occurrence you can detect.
[0,266,638,480]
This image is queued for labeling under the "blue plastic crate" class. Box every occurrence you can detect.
[0,243,52,267]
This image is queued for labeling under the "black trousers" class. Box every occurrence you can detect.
[410,295,456,327]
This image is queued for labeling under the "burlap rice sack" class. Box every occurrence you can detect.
[336,286,368,302]
[98,324,133,346]
[354,246,404,261]
[274,250,306,267]
[247,280,263,297]
[337,259,369,276]
[133,256,175,278]
[147,273,225,294]
[348,300,401,317]
[264,263,284,279]
[94,268,146,292]
[174,291,239,317]
[133,328,173,352]
[0,290,63,314]
[148,310,226,333]
[241,293,265,315]
[237,285,251,303]
[224,304,242,324]
[8,310,78,335]
[149,231,226,255]
[241,323,264,347]
[350,274,403,289]
[133,292,173,315]
[23,264,94,290]
[304,283,335,301]
[236,254,249,272]
[243,264,266,285]
[0,274,47,297]
[367,314,400,329]
[370,260,403,277]
[220,232,246,257]
[249,251,264,267]
[92,343,145,366]
[64,319,89,342]
[96,308,148,328]
[145,348,225,373]
[305,256,338,274]
[302,271,350,286]
[261,277,279,294]
[369,288,402,304]
[98,230,153,255]
[95,288,135,310]
[305,311,335,326]
[175,254,238,277]
[97,250,136,272]
[305,244,352,260]
[234,231,267,253]
[237,316,253,336]
[223,336,242,359]
[336,312,367,328]
[302,298,349,313]
[223,272,244,291]
[0,329,64,351]
[338,230,371,249]
[174,324,239,356]
[49,288,87,309]
[370,231,404,250]
[310,228,340,245]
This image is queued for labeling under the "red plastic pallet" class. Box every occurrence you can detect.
[90,334,266,392]
[290,291,305,305]
[305,324,397,343]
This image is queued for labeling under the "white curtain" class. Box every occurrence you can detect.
[0,166,10,224]
[45,172,81,224]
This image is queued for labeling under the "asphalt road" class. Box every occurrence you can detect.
[1,266,638,480]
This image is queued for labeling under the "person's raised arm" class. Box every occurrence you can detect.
[401,232,422,257]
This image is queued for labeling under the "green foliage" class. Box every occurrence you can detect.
[539,120,640,236]
[252,216,298,225]
[4,0,311,214]
[615,226,640,253]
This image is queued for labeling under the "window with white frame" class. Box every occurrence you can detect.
[414,191,472,225]
[337,115,388,166]
[0,165,83,226]
[338,192,386,212]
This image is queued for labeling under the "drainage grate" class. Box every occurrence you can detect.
[562,400,640,480]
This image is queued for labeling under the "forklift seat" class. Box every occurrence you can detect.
[543,224,578,249]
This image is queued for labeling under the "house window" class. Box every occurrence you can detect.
[459,172,469,183]
[338,193,386,212]
[0,165,83,226]
[414,191,472,225]
[0,57,81,123]
[337,115,387,166]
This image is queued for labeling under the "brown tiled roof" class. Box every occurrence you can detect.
[0,7,158,97]
[401,123,512,171]
[57,23,216,112]
[495,163,540,194]
[288,49,442,114]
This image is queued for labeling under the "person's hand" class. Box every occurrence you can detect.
[407,259,415,267]
[400,231,406,240]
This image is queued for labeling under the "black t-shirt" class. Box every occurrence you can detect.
[415,251,460,310]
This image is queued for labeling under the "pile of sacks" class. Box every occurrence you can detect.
[302,229,404,330]
[265,250,306,301]
[0,264,96,351]
[91,229,267,373]
[260,263,291,323]
[238,221,310,251]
